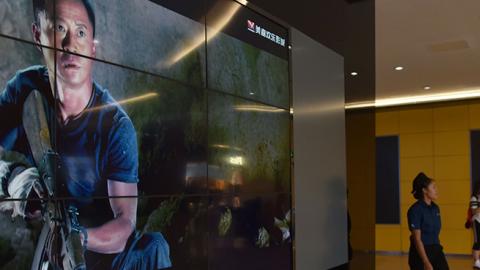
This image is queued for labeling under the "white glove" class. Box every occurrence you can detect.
[471,196,479,210]
[0,159,43,218]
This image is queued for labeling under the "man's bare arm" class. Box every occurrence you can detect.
[83,180,137,254]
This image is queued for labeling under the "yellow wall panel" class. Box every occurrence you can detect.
[375,225,402,251]
[376,111,399,136]
[400,133,434,157]
[470,103,480,129]
[398,108,433,134]
[351,228,376,252]
[401,228,412,252]
[400,157,435,183]
[433,131,469,156]
[435,181,471,205]
[440,204,470,230]
[434,156,470,180]
[400,204,411,229]
[400,182,416,207]
[440,229,473,254]
[433,105,469,132]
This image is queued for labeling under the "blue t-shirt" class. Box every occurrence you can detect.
[407,200,442,245]
[0,65,138,200]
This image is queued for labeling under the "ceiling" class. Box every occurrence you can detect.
[375,0,480,101]
[248,0,347,55]
[248,0,376,104]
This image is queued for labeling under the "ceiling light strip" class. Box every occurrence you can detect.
[345,89,480,109]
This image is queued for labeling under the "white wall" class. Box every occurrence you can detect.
[292,28,348,269]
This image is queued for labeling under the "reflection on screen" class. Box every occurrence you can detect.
[0,0,291,269]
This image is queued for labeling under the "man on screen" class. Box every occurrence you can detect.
[0,0,171,269]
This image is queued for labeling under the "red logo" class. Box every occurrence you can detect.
[247,20,255,31]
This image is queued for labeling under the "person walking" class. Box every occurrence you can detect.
[407,172,449,270]
[469,185,480,269]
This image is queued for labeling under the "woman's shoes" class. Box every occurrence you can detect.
[474,259,480,269]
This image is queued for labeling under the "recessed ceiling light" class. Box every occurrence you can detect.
[394,66,404,71]
[350,72,358,76]
[424,86,431,90]
[249,92,255,95]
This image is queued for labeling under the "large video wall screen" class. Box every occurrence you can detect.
[0,0,291,269]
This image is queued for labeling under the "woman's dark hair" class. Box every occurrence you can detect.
[411,172,433,200]
[33,0,96,37]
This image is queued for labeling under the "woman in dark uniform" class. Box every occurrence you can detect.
[407,172,449,270]
[469,184,480,269]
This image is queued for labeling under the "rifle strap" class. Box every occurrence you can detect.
[80,226,88,248]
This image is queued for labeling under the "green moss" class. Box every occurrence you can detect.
[142,195,184,234]
[218,208,232,237]
[208,93,291,191]
[255,227,270,248]
[120,73,206,180]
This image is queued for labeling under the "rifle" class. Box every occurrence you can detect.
[23,90,86,270]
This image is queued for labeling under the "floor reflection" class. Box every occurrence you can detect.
[375,253,471,270]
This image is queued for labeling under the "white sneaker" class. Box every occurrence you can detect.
[474,259,480,269]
